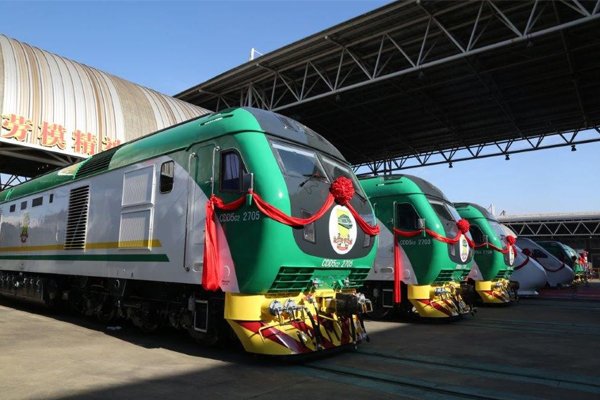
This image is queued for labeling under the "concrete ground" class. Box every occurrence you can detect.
[1,284,599,400]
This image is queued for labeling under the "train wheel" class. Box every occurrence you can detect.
[96,301,117,324]
[128,304,159,333]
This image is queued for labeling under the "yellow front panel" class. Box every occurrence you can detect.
[408,284,431,299]
[224,293,265,321]
[475,280,492,291]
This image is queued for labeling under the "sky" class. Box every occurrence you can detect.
[2,0,599,215]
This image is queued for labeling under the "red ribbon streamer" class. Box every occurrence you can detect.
[392,218,472,245]
[202,195,246,291]
[514,255,530,271]
[472,235,516,255]
[202,177,380,291]
[391,219,471,304]
[251,190,335,227]
[394,238,402,303]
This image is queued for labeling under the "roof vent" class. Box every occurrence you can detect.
[76,147,119,179]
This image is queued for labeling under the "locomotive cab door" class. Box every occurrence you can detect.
[184,144,217,273]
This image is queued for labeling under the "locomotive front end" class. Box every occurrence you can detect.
[208,109,378,355]
[360,175,474,319]
[455,203,516,305]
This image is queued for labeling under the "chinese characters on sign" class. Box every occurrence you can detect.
[1,113,121,155]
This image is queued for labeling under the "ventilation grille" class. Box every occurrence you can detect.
[269,266,369,293]
[76,147,118,178]
[494,270,509,280]
[346,269,369,288]
[434,270,455,284]
[64,186,90,250]
[269,267,313,293]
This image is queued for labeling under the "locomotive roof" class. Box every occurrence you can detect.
[0,107,345,202]
[454,202,497,221]
[359,174,450,203]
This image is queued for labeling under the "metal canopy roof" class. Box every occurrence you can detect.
[499,211,600,237]
[177,0,600,174]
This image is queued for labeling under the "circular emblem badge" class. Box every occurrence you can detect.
[329,205,357,255]
[459,234,469,263]
[508,245,515,266]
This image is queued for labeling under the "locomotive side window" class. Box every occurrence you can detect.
[20,201,27,210]
[160,161,174,193]
[395,203,420,230]
[220,151,245,192]
[32,197,43,207]
[10,204,15,212]
[469,225,485,244]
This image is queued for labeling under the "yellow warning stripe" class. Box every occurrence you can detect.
[0,240,162,253]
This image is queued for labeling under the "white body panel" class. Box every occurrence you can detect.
[516,238,574,287]
[366,220,417,285]
[510,245,548,296]
[467,261,484,281]
[0,155,211,285]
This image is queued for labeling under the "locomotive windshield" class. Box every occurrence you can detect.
[429,199,461,236]
[488,220,507,242]
[272,141,366,199]
[271,142,328,183]
[320,155,367,200]
[560,243,578,264]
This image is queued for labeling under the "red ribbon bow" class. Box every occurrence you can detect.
[330,176,355,205]
[456,218,470,235]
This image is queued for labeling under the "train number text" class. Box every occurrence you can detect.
[219,211,261,223]
[321,259,354,268]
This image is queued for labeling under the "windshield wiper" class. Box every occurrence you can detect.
[300,173,328,187]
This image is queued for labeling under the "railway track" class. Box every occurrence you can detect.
[464,317,600,336]
[517,299,600,311]
[293,348,600,400]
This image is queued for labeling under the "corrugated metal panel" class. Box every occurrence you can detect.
[0,34,210,158]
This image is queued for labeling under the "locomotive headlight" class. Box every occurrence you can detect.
[303,222,316,243]
[362,214,376,247]
[363,234,371,248]
[301,210,316,243]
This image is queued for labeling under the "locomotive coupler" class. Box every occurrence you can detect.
[334,292,373,316]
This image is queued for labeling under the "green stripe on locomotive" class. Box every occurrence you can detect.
[360,175,471,284]
[455,202,512,281]
[0,107,377,295]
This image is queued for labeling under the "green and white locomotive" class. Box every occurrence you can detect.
[360,175,473,319]
[0,107,379,356]
[455,202,517,304]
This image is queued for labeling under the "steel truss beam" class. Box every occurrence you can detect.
[204,0,600,112]
[193,0,600,174]
[0,174,29,191]
[503,218,600,238]
[0,141,83,188]
[353,126,600,175]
